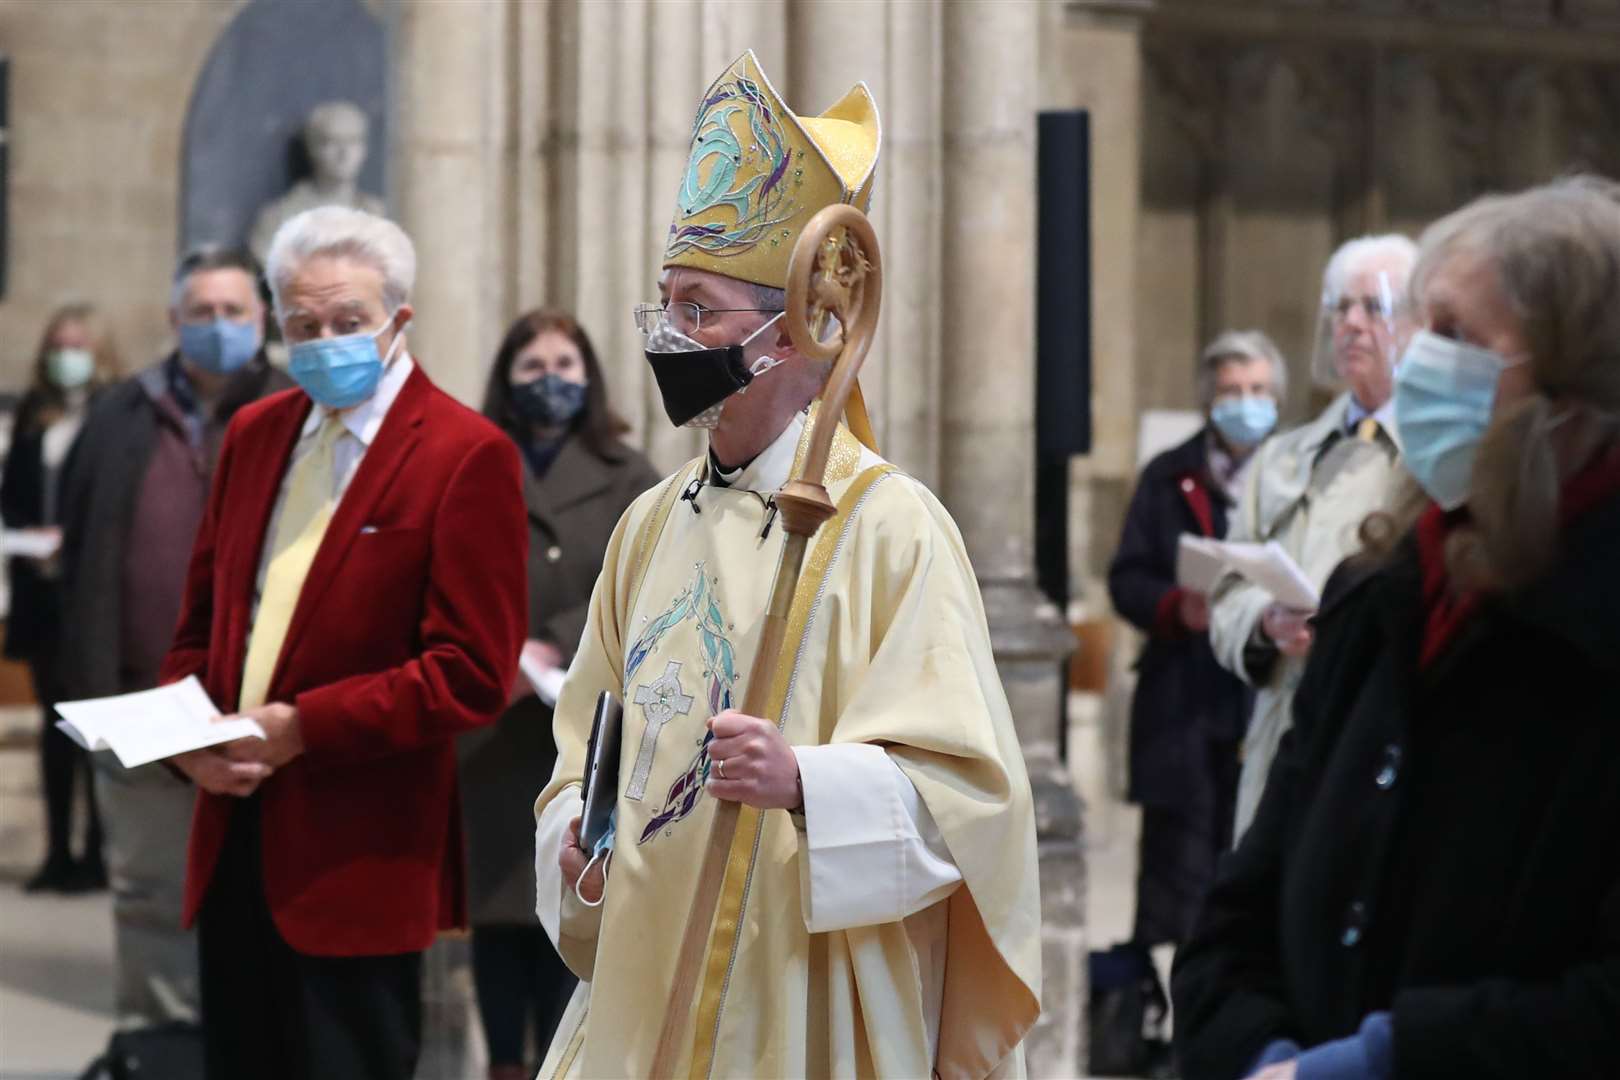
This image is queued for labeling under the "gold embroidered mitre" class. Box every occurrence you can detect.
[662,50,881,290]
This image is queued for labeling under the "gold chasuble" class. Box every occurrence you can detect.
[534,410,1041,1078]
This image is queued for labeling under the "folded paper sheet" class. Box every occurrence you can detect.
[55,676,266,768]
[1178,535,1320,611]
[521,652,567,707]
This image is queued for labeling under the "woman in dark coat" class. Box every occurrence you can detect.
[2,302,119,892]
[1109,330,1283,950]
[1095,332,1280,1073]
[1173,178,1620,1080]
[457,310,659,1080]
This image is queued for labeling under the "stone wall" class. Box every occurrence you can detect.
[0,0,246,388]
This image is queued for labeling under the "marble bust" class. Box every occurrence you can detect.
[250,100,385,260]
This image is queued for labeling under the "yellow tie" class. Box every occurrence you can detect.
[239,415,343,711]
[1356,416,1381,443]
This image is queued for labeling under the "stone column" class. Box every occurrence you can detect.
[388,5,514,1074]
[941,2,1086,1074]
[388,0,508,406]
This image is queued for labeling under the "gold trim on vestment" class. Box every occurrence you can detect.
[550,1008,588,1079]
[687,460,897,1078]
[789,405,863,487]
[627,458,703,628]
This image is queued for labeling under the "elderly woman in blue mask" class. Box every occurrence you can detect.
[1096,329,1283,1072]
[1173,176,1620,1080]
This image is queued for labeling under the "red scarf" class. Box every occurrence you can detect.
[1416,446,1620,670]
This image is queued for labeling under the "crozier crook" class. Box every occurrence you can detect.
[648,203,883,1077]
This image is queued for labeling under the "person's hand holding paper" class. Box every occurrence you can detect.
[1183,536,1321,656]
[216,702,305,768]
[1216,540,1320,612]
[1261,604,1315,657]
[55,676,268,770]
[172,748,272,798]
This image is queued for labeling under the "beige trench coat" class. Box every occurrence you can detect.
[1209,393,1408,841]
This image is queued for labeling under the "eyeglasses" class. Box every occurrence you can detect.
[632,301,782,336]
[1327,294,1393,322]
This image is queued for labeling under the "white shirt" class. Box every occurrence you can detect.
[252,354,415,607]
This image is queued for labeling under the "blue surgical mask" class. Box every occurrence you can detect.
[1211,396,1278,448]
[573,809,615,909]
[1393,330,1522,511]
[45,347,95,390]
[179,318,261,375]
[287,317,406,410]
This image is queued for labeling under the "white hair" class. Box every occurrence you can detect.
[1197,328,1289,409]
[1322,233,1418,304]
[265,206,415,316]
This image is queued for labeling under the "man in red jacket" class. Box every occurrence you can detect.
[160,206,527,1080]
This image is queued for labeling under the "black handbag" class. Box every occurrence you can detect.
[78,1022,204,1080]
[1087,943,1176,1078]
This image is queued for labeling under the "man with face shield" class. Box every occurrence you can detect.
[150,207,527,1079]
[1209,235,1417,843]
[532,51,1040,1079]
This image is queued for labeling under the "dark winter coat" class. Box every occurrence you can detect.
[456,432,659,925]
[1108,428,1254,807]
[1172,482,1620,1079]
[55,355,291,698]
[1,391,71,662]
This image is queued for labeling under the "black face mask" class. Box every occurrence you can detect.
[642,313,785,429]
[644,345,754,428]
[511,374,588,428]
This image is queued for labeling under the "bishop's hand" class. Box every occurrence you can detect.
[704,710,802,811]
[560,815,606,905]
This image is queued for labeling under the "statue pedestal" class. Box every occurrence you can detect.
[982,577,1088,1075]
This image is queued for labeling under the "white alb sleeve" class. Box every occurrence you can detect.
[792,742,963,933]
[535,785,603,978]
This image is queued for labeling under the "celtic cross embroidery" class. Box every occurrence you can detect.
[626,661,695,802]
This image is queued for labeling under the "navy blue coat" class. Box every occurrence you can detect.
[1108,428,1254,807]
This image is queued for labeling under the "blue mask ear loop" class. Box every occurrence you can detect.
[573,810,616,909]
[379,313,410,368]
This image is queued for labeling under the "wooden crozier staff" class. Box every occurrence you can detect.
[648,202,883,1077]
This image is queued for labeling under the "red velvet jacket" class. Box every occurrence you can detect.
[160,364,528,957]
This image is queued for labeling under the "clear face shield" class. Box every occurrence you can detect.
[1309,269,1406,393]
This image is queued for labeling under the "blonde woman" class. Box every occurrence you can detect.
[1174,177,1620,1080]
[1,302,120,892]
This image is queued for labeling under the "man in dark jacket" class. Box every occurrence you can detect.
[1097,330,1283,1061]
[55,246,292,1029]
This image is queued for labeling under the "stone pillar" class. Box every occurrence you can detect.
[388,5,513,1074]
[941,2,1086,1074]
[388,0,508,406]
[1043,5,1147,888]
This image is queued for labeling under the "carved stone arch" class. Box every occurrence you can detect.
[1557,66,1620,178]
[1224,47,1337,207]
[1497,63,1569,189]
[1428,57,1497,199]
[179,0,388,253]
[1384,53,1476,222]
[1141,36,1226,208]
